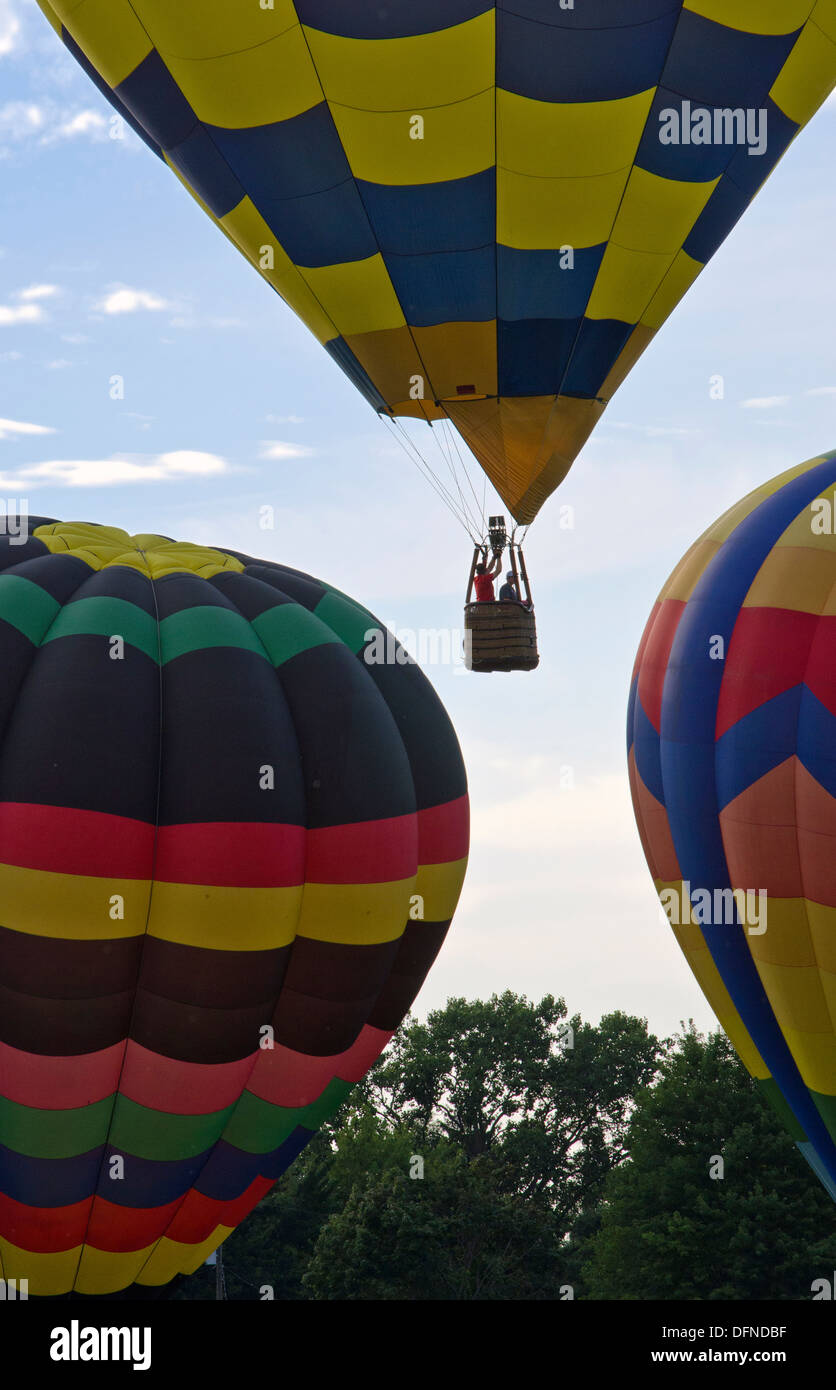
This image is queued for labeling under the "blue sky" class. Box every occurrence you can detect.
[2,0,835,1041]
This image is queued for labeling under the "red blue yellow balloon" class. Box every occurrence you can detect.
[629,451,836,1198]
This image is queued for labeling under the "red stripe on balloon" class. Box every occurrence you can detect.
[628,748,681,884]
[304,815,417,883]
[247,1024,393,1108]
[0,803,154,877]
[717,608,817,739]
[417,795,469,863]
[84,1193,185,1253]
[631,600,660,683]
[0,1040,124,1109]
[120,1042,255,1114]
[637,599,685,734]
[165,1177,274,1245]
[802,614,836,717]
[153,822,306,887]
[0,1191,92,1253]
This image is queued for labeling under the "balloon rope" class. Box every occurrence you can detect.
[383,415,481,542]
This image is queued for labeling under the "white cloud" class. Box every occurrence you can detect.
[62,332,90,345]
[0,450,229,487]
[0,101,45,141]
[0,417,55,441]
[49,110,108,141]
[259,439,315,460]
[0,4,21,58]
[18,283,59,301]
[95,286,171,315]
[0,349,21,361]
[0,99,120,150]
[805,386,836,397]
[46,359,72,370]
[267,414,305,425]
[0,302,43,325]
[739,395,790,409]
[612,421,699,438]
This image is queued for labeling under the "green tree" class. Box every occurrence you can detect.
[583,1027,836,1299]
[361,993,662,1235]
[304,1142,566,1301]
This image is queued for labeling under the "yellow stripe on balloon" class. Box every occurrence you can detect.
[59,0,152,89]
[147,881,305,951]
[165,25,322,128]
[743,545,836,613]
[411,322,498,401]
[657,540,719,603]
[812,0,836,44]
[329,91,495,187]
[304,13,494,112]
[770,17,836,122]
[296,879,416,946]
[75,1242,159,1296]
[214,195,338,345]
[610,168,719,257]
[0,1237,84,1297]
[131,0,299,60]
[744,896,821,968]
[771,1024,836,1098]
[415,856,468,922]
[754,959,835,1035]
[497,89,653,181]
[302,255,405,336]
[586,244,677,324]
[0,864,151,941]
[684,0,818,35]
[658,878,772,1079]
[498,166,630,252]
[136,1228,233,1284]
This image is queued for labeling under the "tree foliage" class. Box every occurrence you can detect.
[173,1000,833,1301]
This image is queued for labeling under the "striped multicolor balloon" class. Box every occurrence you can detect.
[0,520,468,1295]
[628,451,836,1198]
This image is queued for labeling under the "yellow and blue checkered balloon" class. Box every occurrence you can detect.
[38,1,836,522]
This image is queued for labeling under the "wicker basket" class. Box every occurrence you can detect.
[463,601,539,672]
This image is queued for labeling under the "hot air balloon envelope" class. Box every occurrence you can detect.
[0,519,468,1294]
[35,0,836,521]
[628,450,836,1198]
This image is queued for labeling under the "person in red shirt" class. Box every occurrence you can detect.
[472,553,502,601]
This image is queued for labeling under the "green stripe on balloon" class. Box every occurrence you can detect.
[109,1095,237,1161]
[314,589,378,655]
[42,596,159,659]
[158,607,267,663]
[0,1094,112,1159]
[251,603,343,665]
[223,1078,354,1154]
[0,574,61,644]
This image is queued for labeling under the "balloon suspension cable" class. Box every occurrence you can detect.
[436,418,483,539]
[444,418,490,538]
[382,414,484,544]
